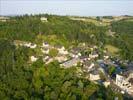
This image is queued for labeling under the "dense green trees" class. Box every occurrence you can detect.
[0,39,15,76]
[111,19,133,60]
[0,16,40,41]
[0,15,107,45]
[0,39,32,99]
[111,19,133,35]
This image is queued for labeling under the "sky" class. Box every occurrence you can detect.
[0,0,133,16]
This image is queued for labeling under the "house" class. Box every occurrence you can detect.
[104,55,109,60]
[43,56,54,64]
[42,42,49,48]
[69,52,81,58]
[30,43,37,49]
[17,41,37,49]
[0,16,10,22]
[71,47,82,54]
[40,17,48,22]
[87,63,95,72]
[60,58,80,68]
[93,45,98,49]
[89,69,101,81]
[57,46,68,55]
[45,58,54,64]
[43,56,49,62]
[30,56,38,62]
[69,47,82,58]
[69,53,78,58]
[89,53,99,59]
[41,48,49,54]
[83,62,95,72]
[55,56,68,63]
[87,63,94,72]
[57,46,65,51]
[78,53,82,57]
[116,74,133,94]
[90,73,100,81]
[103,81,110,87]
[23,42,31,47]
[90,47,94,51]
[80,55,89,62]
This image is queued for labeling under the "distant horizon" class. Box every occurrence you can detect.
[1,13,133,17]
[1,1,133,16]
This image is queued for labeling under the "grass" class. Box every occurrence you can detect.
[104,45,119,54]
[35,34,71,48]
[69,17,109,26]
[126,19,133,22]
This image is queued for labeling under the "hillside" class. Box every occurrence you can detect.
[0,15,133,99]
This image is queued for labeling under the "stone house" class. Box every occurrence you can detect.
[30,56,38,62]
[60,58,80,68]
[41,48,49,54]
[40,17,48,22]
[42,42,50,48]
[90,73,100,81]
[57,46,68,55]
[116,74,133,94]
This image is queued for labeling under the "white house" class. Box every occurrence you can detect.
[89,63,95,69]
[30,44,37,49]
[116,74,133,94]
[90,73,100,81]
[41,48,49,54]
[93,45,98,49]
[30,56,38,62]
[60,58,80,68]
[45,58,54,64]
[78,53,82,57]
[43,56,54,64]
[0,16,10,22]
[55,56,68,63]
[57,46,68,55]
[42,42,49,48]
[104,55,109,60]
[43,56,49,62]
[103,81,110,87]
[89,54,99,59]
[116,74,127,87]
[40,17,48,22]
[23,42,31,47]
[85,63,95,72]
[20,42,37,49]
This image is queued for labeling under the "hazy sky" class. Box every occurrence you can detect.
[0,0,133,16]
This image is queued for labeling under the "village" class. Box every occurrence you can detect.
[2,15,132,97]
[0,0,133,98]
[13,39,133,97]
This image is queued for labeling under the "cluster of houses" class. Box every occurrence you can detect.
[14,40,133,96]
[14,40,69,64]
[41,42,69,64]
[116,72,133,95]
[14,40,37,49]
[0,16,10,22]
